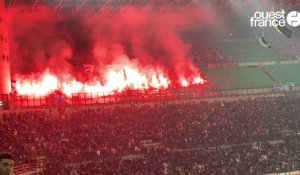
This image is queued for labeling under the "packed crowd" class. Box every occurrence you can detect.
[62,137,300,175]
[0,97,300,174]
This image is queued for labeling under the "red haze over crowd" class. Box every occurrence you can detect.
[6,6,221,95]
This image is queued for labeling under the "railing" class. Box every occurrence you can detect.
[0,86,299,109]
[14,162,43,175]
[265,170,300,175]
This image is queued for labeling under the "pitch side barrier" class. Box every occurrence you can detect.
[0,86,299,109]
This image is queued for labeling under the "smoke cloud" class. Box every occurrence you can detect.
[6,5,223,84]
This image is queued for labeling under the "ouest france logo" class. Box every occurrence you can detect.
[250,10,300,27]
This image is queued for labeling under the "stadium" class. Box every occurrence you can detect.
[0,0,300,174]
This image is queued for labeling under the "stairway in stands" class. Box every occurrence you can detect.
[261,66,277,84]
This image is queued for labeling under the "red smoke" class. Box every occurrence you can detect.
[6,6,218,95]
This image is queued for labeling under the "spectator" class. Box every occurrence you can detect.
[0,153,14,175]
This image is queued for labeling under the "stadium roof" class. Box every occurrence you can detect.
[6,0,300,15]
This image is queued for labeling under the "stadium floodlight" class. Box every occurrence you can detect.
[258,36,271,48]
[275,25,292,38]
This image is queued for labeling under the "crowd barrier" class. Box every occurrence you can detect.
[14,163,43,175]
[265,170,300,175]
[0,86,299,109]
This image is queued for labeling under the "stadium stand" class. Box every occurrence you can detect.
[216,40,278,63]
[1,97,300,174]
[202,67,273,89]
[264,64,300,85]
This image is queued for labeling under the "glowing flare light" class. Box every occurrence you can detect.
[62,81,84,96]
[16,73,58,96]
[14,65,206,96]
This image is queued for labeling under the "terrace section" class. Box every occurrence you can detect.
[216,40,278,63]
